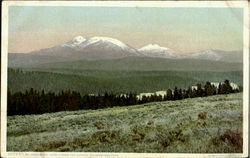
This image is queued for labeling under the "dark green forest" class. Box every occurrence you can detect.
[8,80,241,116]
[30,56,243,72]
[8,68,242,94]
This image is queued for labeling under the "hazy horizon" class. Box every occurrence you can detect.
[9,6,243,54]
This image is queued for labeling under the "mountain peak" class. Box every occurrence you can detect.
[63,36,88,48]
[72,36,87,43]
[190,50,222,61]
[138,44,169,51]
[148,43,160,47]
[89,36,129,49]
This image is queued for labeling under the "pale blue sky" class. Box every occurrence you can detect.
[9,6,243,53]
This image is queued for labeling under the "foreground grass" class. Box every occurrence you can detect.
[7,93,243,153]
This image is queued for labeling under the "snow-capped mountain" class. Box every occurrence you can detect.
[138,44,187,59]
[63,36,135,51]
[188,49,242,63]
[9,36,243,67]
[31,36,242,62]
[63,36,133,51]
[138,44,242,62]
[32,36,140,60]
[189,50,222,61]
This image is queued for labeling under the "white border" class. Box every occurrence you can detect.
[1,2,9,158]
[243,2,249,158]
[1,1,249,8]
[1,1,249,158]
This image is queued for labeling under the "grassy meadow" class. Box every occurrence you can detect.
[7,93,243,152]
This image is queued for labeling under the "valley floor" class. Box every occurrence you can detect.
[7,93,243,153]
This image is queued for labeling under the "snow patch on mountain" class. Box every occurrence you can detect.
[190,50,222,61]
[63,36,134,52]
[138,44,169,52]
[63,36,88,48]
[138,44,186,59]
[87,36,129,49]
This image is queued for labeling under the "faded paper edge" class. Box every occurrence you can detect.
[1,1,249,158]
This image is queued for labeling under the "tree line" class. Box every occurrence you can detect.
[7,80,241,116]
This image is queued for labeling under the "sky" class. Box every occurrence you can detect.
[8,6,243,53]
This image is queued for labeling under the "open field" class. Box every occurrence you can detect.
[7,93,243,152]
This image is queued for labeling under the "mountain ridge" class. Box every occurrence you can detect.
[8,36,243,67]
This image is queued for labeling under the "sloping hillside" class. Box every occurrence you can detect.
[8,69,243,94]
[7,93,243,152]
[31,57,243,72]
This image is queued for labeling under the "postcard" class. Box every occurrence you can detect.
[1,1,249,158]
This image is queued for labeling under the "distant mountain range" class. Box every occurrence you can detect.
[33,36,141,60]
[8,36,243,67]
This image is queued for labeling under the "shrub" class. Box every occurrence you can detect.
[147,121,154,126]
[198,112,207,120]
[131,125,147,140]
[132,134,142,141]
[96,123,108,130]
[159,128,190,148]
[220,129,242,149]
[92,131,119,143]
[72,137,91,148]
[36,141,66,151]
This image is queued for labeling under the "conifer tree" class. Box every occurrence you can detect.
[166,89,173,100]
[173,87,179,100]
[196,84,203,97]
[204,82,214,96]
